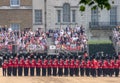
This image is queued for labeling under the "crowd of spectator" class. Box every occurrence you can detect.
[0,26,47,53]
[52,25,88,52]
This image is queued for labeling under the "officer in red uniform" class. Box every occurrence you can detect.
[18,57,24,76]
[53,58,58,76]
[64,58,69,76]
[13,57,18,76]
[108,59,114,77]
[8,58,13,76]
[75,58,79,76]
[69,58,75,76]
[24,58,30,76]
[30,58,36,76]
[80,59,85,76]
[58,58,64,76]
[2,60,8,76]
[102,59,108,77]
[85,59,91,76]
[42,58,48,76]
[97,59,102,77]
[114,57,120,77]
[47,58,53,76]
[36,58,42,76]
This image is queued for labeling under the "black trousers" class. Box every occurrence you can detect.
[70,68,74,76]
[8,67,12,76]
[75,68,79,76]
[109,69,114,77]
[103,68,107,77]
[42,68,46,76]
[2,68,7,76]
[85,68,90,76]
[53,68,57,76]
[24,67,29,76]
[91,68,96,77]
[97,68,102,77]
[48,67,52,76]
[13,67,17,76]
[80,68,84,76]
[30,67,34,76]
[18,67,23,76]
[58,68,63,76]
[36,67,40,76]
[64,68,68,76]
[114,68,119,77]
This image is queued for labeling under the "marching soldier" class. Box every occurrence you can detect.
[13,58,18,76]
[2,60,8,76]
[114,57,120,77]
[36,58,42,76]
[109,59,114,77]
[97,59,102,77]
[58,58,64,76]
[30,58,36,76]
[42,58,48,76]
[75,59,79,76]
[64,58,69,76]
[8,58,13,76]
[80,59,85,76]
[53,58,58,76]
[48,58,53,76]
[18,57,24,76]
[102,59,108,77]
[24,58,30,76]
[85,59,91,76]
[69,58,75,76]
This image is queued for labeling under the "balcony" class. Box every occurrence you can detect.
[89,22,120,30]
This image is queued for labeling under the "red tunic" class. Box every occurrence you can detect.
[2,62,8,69]
[64,59,69,68]
[36,59,42,68]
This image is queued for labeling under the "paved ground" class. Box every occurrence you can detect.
[0,68,120,83]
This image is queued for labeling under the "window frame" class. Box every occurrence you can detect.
[10,23,20,31]
[10,0,20,7]
[34,9,42,25]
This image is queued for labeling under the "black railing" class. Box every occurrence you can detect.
[89,22,120,30]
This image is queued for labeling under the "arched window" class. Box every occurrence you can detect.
[63,3,70,22]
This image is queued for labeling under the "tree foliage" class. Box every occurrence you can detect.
[79,0,112,11]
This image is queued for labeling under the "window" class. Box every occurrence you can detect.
[10,23,20,31]
[57,10,61,22]
[35,10,42,24]
[91,8,99,25]
[10,0,20,6]
[72,10,76,22]
[63,3,70,22]
[110,6,117,25]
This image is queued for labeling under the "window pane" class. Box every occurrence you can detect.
[72,10,76,22]
[110,7,117,25]
[57,10,61,22]
[10,0,20,6]
[11,23,20,31]
[35,10,42,24]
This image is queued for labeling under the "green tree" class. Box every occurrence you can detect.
[79,0,113,11]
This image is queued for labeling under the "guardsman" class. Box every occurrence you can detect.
[91,58,98,77]
[97,59,102,77]
[13,58,18,76]
[24,58,30,76]
[48,58,53,76]
[64,58,69,76]
[109,59,114,77]
[53,58,58,76]
[2,60,8,76]
[42,58,48,76]
[36,58,42,76]
[8,58,13,76]
[85,59,91,76]
[30,58,36,76]
[102,59,108,77]
[58,58,64,76]
[74,58,80,76]
[18,57,24,76]
[80,59,85,76]
[69,59,75,76]
[114,57,120,77]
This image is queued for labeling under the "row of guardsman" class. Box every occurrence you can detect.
[2,54,120,77]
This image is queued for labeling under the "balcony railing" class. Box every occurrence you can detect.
[89,22,120,30]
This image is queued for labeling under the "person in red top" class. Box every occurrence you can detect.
[58,58,64,76]
[2,60,8,76]
[8,58,13,76]
[91,58,98,77]
[97,59,102,77]
[53,58,58,76]
[85,59,91,76]
[69,58,75,76]
[80,59,85,76]
[30,58,36,76]
[13,57,18,76]
[42,58,48,76]
[24,58,30,76]
[18,57,24,76]
[36,58,42,76]
[102,59,108,77]
[114,57,120,77]
[47,58,53,76]
[64,58,69,76]
[109,59,115,77]
[75,59,80,76]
